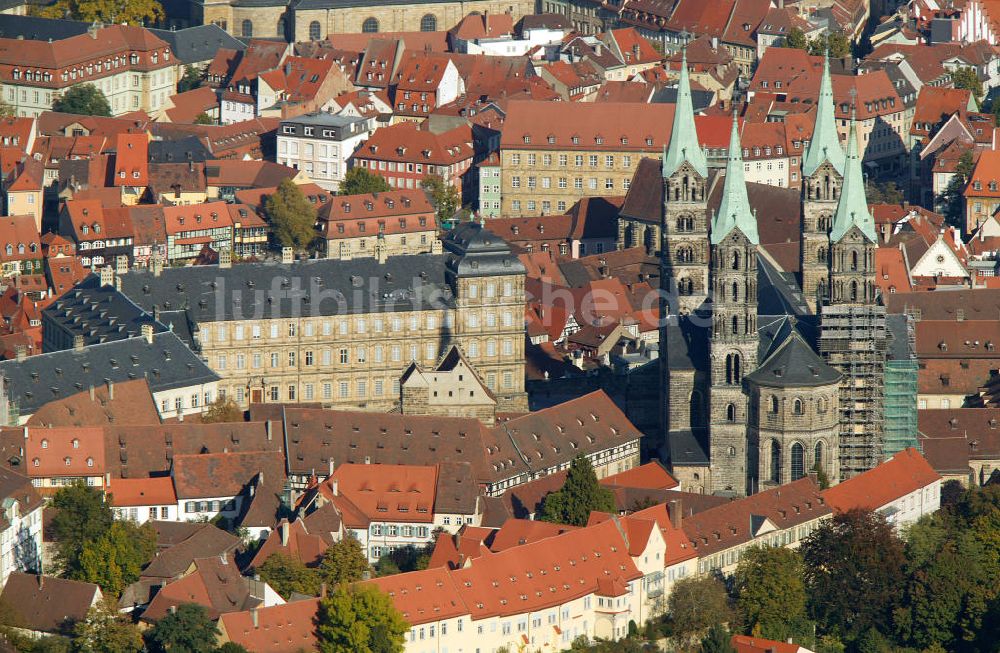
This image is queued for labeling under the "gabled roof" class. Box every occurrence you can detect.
[822,448,939,513]
[113,133,149,187]
[142,555,259,622]
[219,599,320,653]
[171,450,285,500]
[0,573,99,634]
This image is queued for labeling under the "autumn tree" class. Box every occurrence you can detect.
[146,603,219,653]
[52,85,111,117]
[800,509,906,644]
[76,521,158,597]
[315,584,408,653]
[785,28,808,51]
[265,178,317,251]
[201,396,243,423]
[734,547,812,644]
[340,167,391,195]
[73,599,144,653]
[36,0,163,26]
[666,576,731,648]
[420,174,460,223]
[952,67,983,105]
[537,455,615,526]
[256,553,320,599]
[319,536,371,586]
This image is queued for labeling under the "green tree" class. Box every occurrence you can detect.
[265,178,318,251]
[178,65,203,93]
[52,84,112,117]
[811,463,831,490]
[201,396,243,423]
[537,455,616,526]
[76,521,157,597]
[193,113,214,125]
[50,483,114,576]
[36,0,163,25]
[319,536,371,586]
[666,576,731,648]
[866,180,905,205]
[809,31,851,58]
[800,509,906,644]
[315,584,408,653]
[215,644,251,653]
[0,101,14,118]
[952,67,983,105]
[374,544,431,577]
[785,27,808,50]
[700,624,736,653]
[340,167,391,195]
[256,552,320,599]
[734,547,812,644]
[72,599,144,653]
[937,150,975,229]
[420,174,460,223]
[146,603,219,653]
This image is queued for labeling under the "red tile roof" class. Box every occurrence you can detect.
[355,121,473,166]
[161,201,233,236]
[321,463,439,526]
[113,133,149,187]
[601,461,678,490]
[733,635,801,653]
[219,599,320,653]
[18,426,105,478]
[822,448,940,514]
[107,476,176,507]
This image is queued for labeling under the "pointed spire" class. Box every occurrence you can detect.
[662,47,707,179]
[830,107,877,244]
[802,51,846,178]
[711,112,758,245]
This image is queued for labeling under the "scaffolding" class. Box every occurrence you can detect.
[819,304,888,479]
[884,314,919,456]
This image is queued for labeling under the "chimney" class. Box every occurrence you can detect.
[265,420,272,441]
[281,520,290,546]
[668,498,682,529]
[14,345,26,362]
[328,457,334,477]
[320,582,328,598]
[169,605,177,615]
[89,385,95,401]
[251,608,259,628]
[281,247,293,264]
[107,379,114,401]
[22,426,28,440]
[331,479,339,496]
[73,335,84,352]
[141,322,154,344]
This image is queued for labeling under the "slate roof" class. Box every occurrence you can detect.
[148,136,214,163]
[0,332,219,417]
[149,25,247,64]
[43,274,161,347]
[745,329,841,388]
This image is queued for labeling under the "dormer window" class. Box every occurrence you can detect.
[523,135,531,144]
[72,439,79,449]
[41,439,48,449]
[130,54,139,65]
[132,170,140,179]
[81,225,89,235]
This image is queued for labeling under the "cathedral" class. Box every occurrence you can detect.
[653,53,889,495]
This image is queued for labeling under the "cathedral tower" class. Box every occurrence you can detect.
[661,48,709,315]
[708,114,760,495]
[819,109,887,479]
[800,53,845,313]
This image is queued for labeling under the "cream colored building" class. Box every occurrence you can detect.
[115,225,529,412]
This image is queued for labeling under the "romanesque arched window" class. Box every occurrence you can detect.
[793,398,803,415]
[420,14,437,31]
[731,249,741,270]
[769,395,779,414]
[851,250,859,271]
[309,21,322,40]
[241,20,253,37]
[770,441,781,484]
[726,403,736,422]
[362,17,379,33]
[726,353,741,385]
[814,441,824,468]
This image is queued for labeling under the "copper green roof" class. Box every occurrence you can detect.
[829,112,877,244]
[711,114,758,245]
[662,49,707,179]
[802,53,846,178]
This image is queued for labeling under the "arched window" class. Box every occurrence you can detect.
[851,250,859,271]
[793,398,803,415]
[362,17,379,33]
[770,441,781,484]
[817,246,827,263]
[678,277,693,295]
[769,395,779,414]
[817,398,826,413]
[420,13,437,31]
[309,20,322,40]
[277,17,286,37]
[726,403,736,422]
[791,443,804,480]
[731,281,739,302]
[731,249,741,270]
[850,280,859,302]
[728,446,736,456]
[726,353,742,385]
[731,315,739,335]
[241,20,253,37]
[814,441,824,468]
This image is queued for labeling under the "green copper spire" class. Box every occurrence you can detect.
[829,110,877,244]
[662,48,707,179]
[802,52,846,178]
[711,113,758,245]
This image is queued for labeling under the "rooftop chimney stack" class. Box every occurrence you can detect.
[141,322,154,345]
[14,345,26,362]
[73,335,84,352]
[668,498,682,529]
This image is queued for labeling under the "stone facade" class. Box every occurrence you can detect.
[400,346,498,425]
[661,161,710,314]
[801,161,840,313]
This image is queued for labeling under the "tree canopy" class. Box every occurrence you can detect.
[146,603,219,653]
[265,178,317,251]
[734,546,812,644]
[256,552,320,599]
[952,67,983,106]
[35,0,163,26]
[784,27,808,50]
[938,150,975,229]
[808,31,851,58]
[420,174,460,224]
[72,599,144,653]
[537,455,616,526]
[315,584,408,653]
[201,396,243,423]
[700,624,736,653]
[340,167,391,195]
[76,521,157,597]
[50,483,114,576]
[178,66,203,94]
[319,536,371,586]
[52,85,112,117]
[666,576,731,648]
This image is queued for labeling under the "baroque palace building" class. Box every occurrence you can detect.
[638,51,888,495]
[42,223,529,413]
[194,0,535,41]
